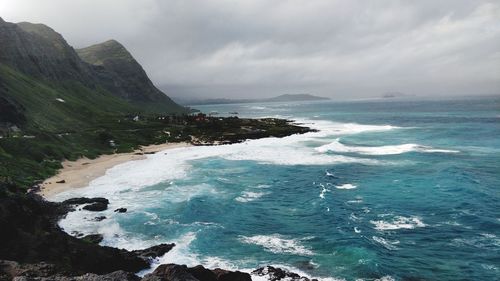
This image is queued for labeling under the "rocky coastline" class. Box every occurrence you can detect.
[1,176,320,281]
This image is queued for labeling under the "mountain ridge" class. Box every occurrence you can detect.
[0,17,185,123]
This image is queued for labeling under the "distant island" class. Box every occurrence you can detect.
[382,91,407,98]
[174,94,330,105]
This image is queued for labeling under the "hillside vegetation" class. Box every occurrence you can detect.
[0,18,311,189]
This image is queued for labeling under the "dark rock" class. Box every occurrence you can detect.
[114,208,127,213]
[63,197,109,205]
[0,192,148,275]
[63,197,109,212]
[0,263,140,281]
[142,264,198,281]
[80,234,103,244]
[142,264,251,281]
[213,268,252,281]
[252,266,314,281]
[132,244,175,259]
[187,265,217,281]
[93,216,106,222]
[72,270,140,281]
[55,180,66,184]
[0,260,58,279]
[83,202,108,212]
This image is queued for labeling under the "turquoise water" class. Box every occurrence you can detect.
[57,96,500,281]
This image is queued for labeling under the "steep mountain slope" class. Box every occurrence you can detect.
[0,17,186,132]
[0,18,95,83]
[77,40,183,112]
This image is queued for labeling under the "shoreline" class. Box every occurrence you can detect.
[39,142,192,198]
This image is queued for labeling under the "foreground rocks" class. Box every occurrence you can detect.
[253,266,318,281]
[63,198,109,212]
[0,261,256,281]
[142,264,251,281]
[0,193,158,275]
[0,261,322,281]
[0,191,259,281]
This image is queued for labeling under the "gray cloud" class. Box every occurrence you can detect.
[1,0,499,98]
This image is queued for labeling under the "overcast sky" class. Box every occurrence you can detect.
[1,0,499,99]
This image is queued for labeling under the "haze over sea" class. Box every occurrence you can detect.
[54,96,499,281]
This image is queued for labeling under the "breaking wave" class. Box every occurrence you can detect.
[316,138,459,155]
[239,234,314,256]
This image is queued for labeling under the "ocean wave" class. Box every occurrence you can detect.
[336,183,357,189]
[372,236,400,250]
[51,119,394,202]
[239,234,314,256]
[315,138,459,155]
[235,191,269,202]
[294,119,399,137]
[370,216,426,231]
[318,183,330,199]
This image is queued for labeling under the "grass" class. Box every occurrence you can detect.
[0,64,310,190]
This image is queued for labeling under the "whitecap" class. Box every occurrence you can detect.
[336,184,357,189]
[235,191,269,202]
[372,236,400,250]
[370,216,426,231]
[325,170,336,177]
[239,234,314,256]
[319,184,330,199]
[316,138,459,155]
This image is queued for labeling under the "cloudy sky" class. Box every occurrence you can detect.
[1,0,499,99]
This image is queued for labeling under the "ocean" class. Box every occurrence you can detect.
[54,96,500,281]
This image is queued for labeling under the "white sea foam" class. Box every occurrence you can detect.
[239,234,314,256]
[295,119,398,137]
[371,216,426,231]
[336,184,357,189]
[236,191,269,202]
[51,121,386,203]
[316,138,459,155]
[375,276,396,281]
[250,264,344,281]
[372,236,400,250]
[319,183,330,199]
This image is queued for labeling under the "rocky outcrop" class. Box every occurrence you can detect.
[132,244,175,260]
[141,264,251,281]
[253,266,318,281]
[1,261,255,281]
[63,197,109,212]
[0,192,165,275]
[80,234,103,245]
[114,208,127,213]
[62,197,109,205]
[0,261,140,281]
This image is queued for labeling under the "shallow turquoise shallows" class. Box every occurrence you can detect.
[57,96,500,281]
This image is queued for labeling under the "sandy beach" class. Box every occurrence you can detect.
[39,142,191,198]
